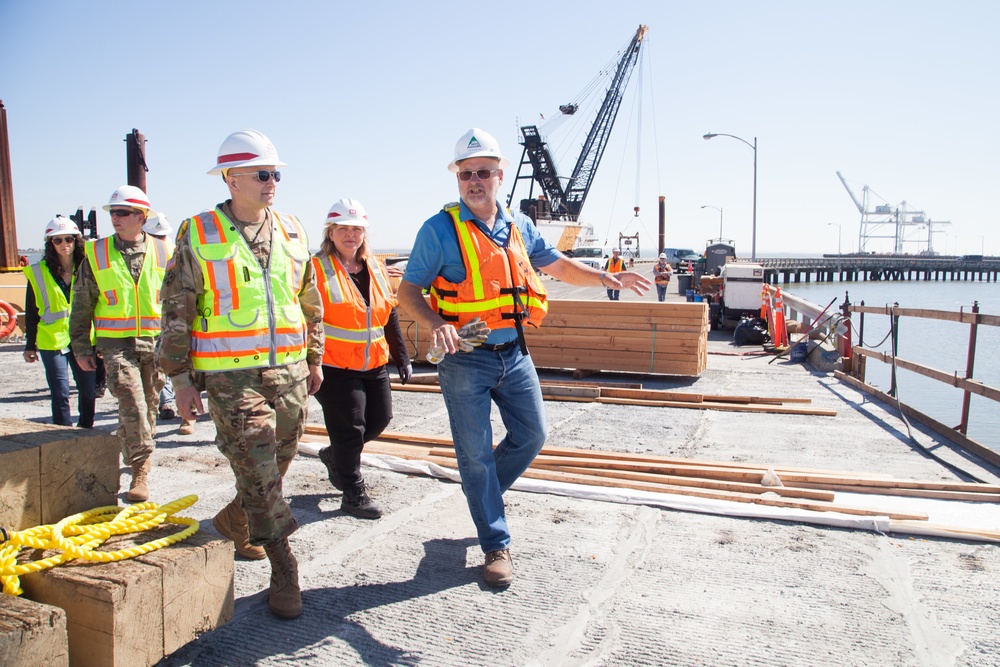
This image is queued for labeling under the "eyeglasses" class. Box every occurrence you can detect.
[109,208,140,218]
[50,236,76,245]
[231,170,281,183]
[457,169,498,182]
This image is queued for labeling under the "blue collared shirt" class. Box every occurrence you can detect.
[404,199,561,344]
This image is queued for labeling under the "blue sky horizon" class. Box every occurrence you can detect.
[3,1,998,258]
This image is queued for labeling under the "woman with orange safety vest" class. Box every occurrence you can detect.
[312,198,411,519]
[22,217,104,427]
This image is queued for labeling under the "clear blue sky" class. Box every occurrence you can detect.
[2,1,998,257]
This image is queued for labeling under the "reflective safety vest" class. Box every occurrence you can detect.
[429,204,547,330]
[313,254,396,371]
[606,256,626,273]
[84,235,168,339]
[187,208,310,372]
[24,259,72,350]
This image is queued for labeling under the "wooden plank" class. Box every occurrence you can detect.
[521,468,928,521]
[0,596,68,667]
[543,463,836,501]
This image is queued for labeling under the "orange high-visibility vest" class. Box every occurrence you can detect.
[313,253,396,370]
[429,204,547,330]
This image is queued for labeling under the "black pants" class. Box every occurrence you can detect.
[314,365,393,488]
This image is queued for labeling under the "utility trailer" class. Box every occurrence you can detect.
[713,263,764,330]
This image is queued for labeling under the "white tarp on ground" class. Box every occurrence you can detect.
[301,443,1000,544]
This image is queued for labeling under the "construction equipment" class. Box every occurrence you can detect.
[714,263,765,330]
[507,25,648,227]
[836,171,951,254]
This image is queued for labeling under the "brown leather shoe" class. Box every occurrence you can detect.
[126,459,152,502]
[212,499,266,560]
[264,538,301,619]
[483,549,513,587]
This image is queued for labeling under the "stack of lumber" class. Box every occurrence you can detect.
[395,376,835,417]
[300,427,1000,538]
[395,298,709,377]
[524,299,708,376]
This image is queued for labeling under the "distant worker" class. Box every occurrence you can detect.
[23,216,99,428]
[312,198,412,519]
[142,214,195,436]
[398,127,651,587]
[652,252,673,302]
[157,129,324,619]
[70,186,167,502]
[603,247,627,300]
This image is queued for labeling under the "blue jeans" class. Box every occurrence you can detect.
[656,284,668,301]
[437,344,547,553]
[160,375,176,409]
[606,288,620,300]
[39,348,96,428]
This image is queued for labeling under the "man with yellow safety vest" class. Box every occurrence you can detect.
[603,247,627,300]
[398,128,652,588]
[70,185,168,503]
[157,130,324,620]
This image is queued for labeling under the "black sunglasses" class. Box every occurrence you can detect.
[50,236,77,245]
[232,170,281,183]
[457,169,498,182]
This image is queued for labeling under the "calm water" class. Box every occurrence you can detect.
[783,279,1000,453]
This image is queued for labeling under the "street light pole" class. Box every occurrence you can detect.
[701,205,723,241]
[703,133,757,260]
[828,222,841,274]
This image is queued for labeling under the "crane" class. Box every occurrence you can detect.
[507,25,648,224]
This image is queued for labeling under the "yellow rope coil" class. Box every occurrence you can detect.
[0,495,199,596]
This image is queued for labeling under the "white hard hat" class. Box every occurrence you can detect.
[325,198,369,227]
[447,128,509,173]
[102,185,155,216]
[44,216,81,237]
[142,213,173,237]
[208,129,286,176]
[659,252,667,259]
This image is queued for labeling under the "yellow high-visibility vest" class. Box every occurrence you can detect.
[25,259,72,351]
[84,236,167,339]
[187,208,310,372]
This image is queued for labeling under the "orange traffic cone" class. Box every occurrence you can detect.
[773,287,790,350]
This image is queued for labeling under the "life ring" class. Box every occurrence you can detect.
[0,299,17,338]
[17,255,28,267]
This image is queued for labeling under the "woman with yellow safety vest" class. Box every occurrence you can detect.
[22,217,103,428]
[312,198,411,519]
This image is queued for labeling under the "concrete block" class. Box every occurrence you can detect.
[0,594,69,667]
[0,418,119,529]
[19,527,234,666]
[134,531,234,654]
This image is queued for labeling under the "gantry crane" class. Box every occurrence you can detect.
[507,25,648,223]
[836,171,950,254]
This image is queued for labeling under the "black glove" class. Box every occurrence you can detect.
[397,362,412,385]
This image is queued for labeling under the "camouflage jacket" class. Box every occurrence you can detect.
[157,202,324,392]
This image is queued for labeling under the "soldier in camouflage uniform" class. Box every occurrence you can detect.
[157,130,323,620]
[71,185,167,503]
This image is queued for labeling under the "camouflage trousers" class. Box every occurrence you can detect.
[104,347,164,466]
[205,361,309,545]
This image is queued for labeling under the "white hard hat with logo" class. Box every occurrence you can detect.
[659,252,667,259]
[325,198,369,227]
[208,129,286,176]
[142,213,173,237]
[44,216,82,238]
[102,185,156,217]
[447,128,509,173]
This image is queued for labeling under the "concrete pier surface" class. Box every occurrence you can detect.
[4,276,1000,666]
